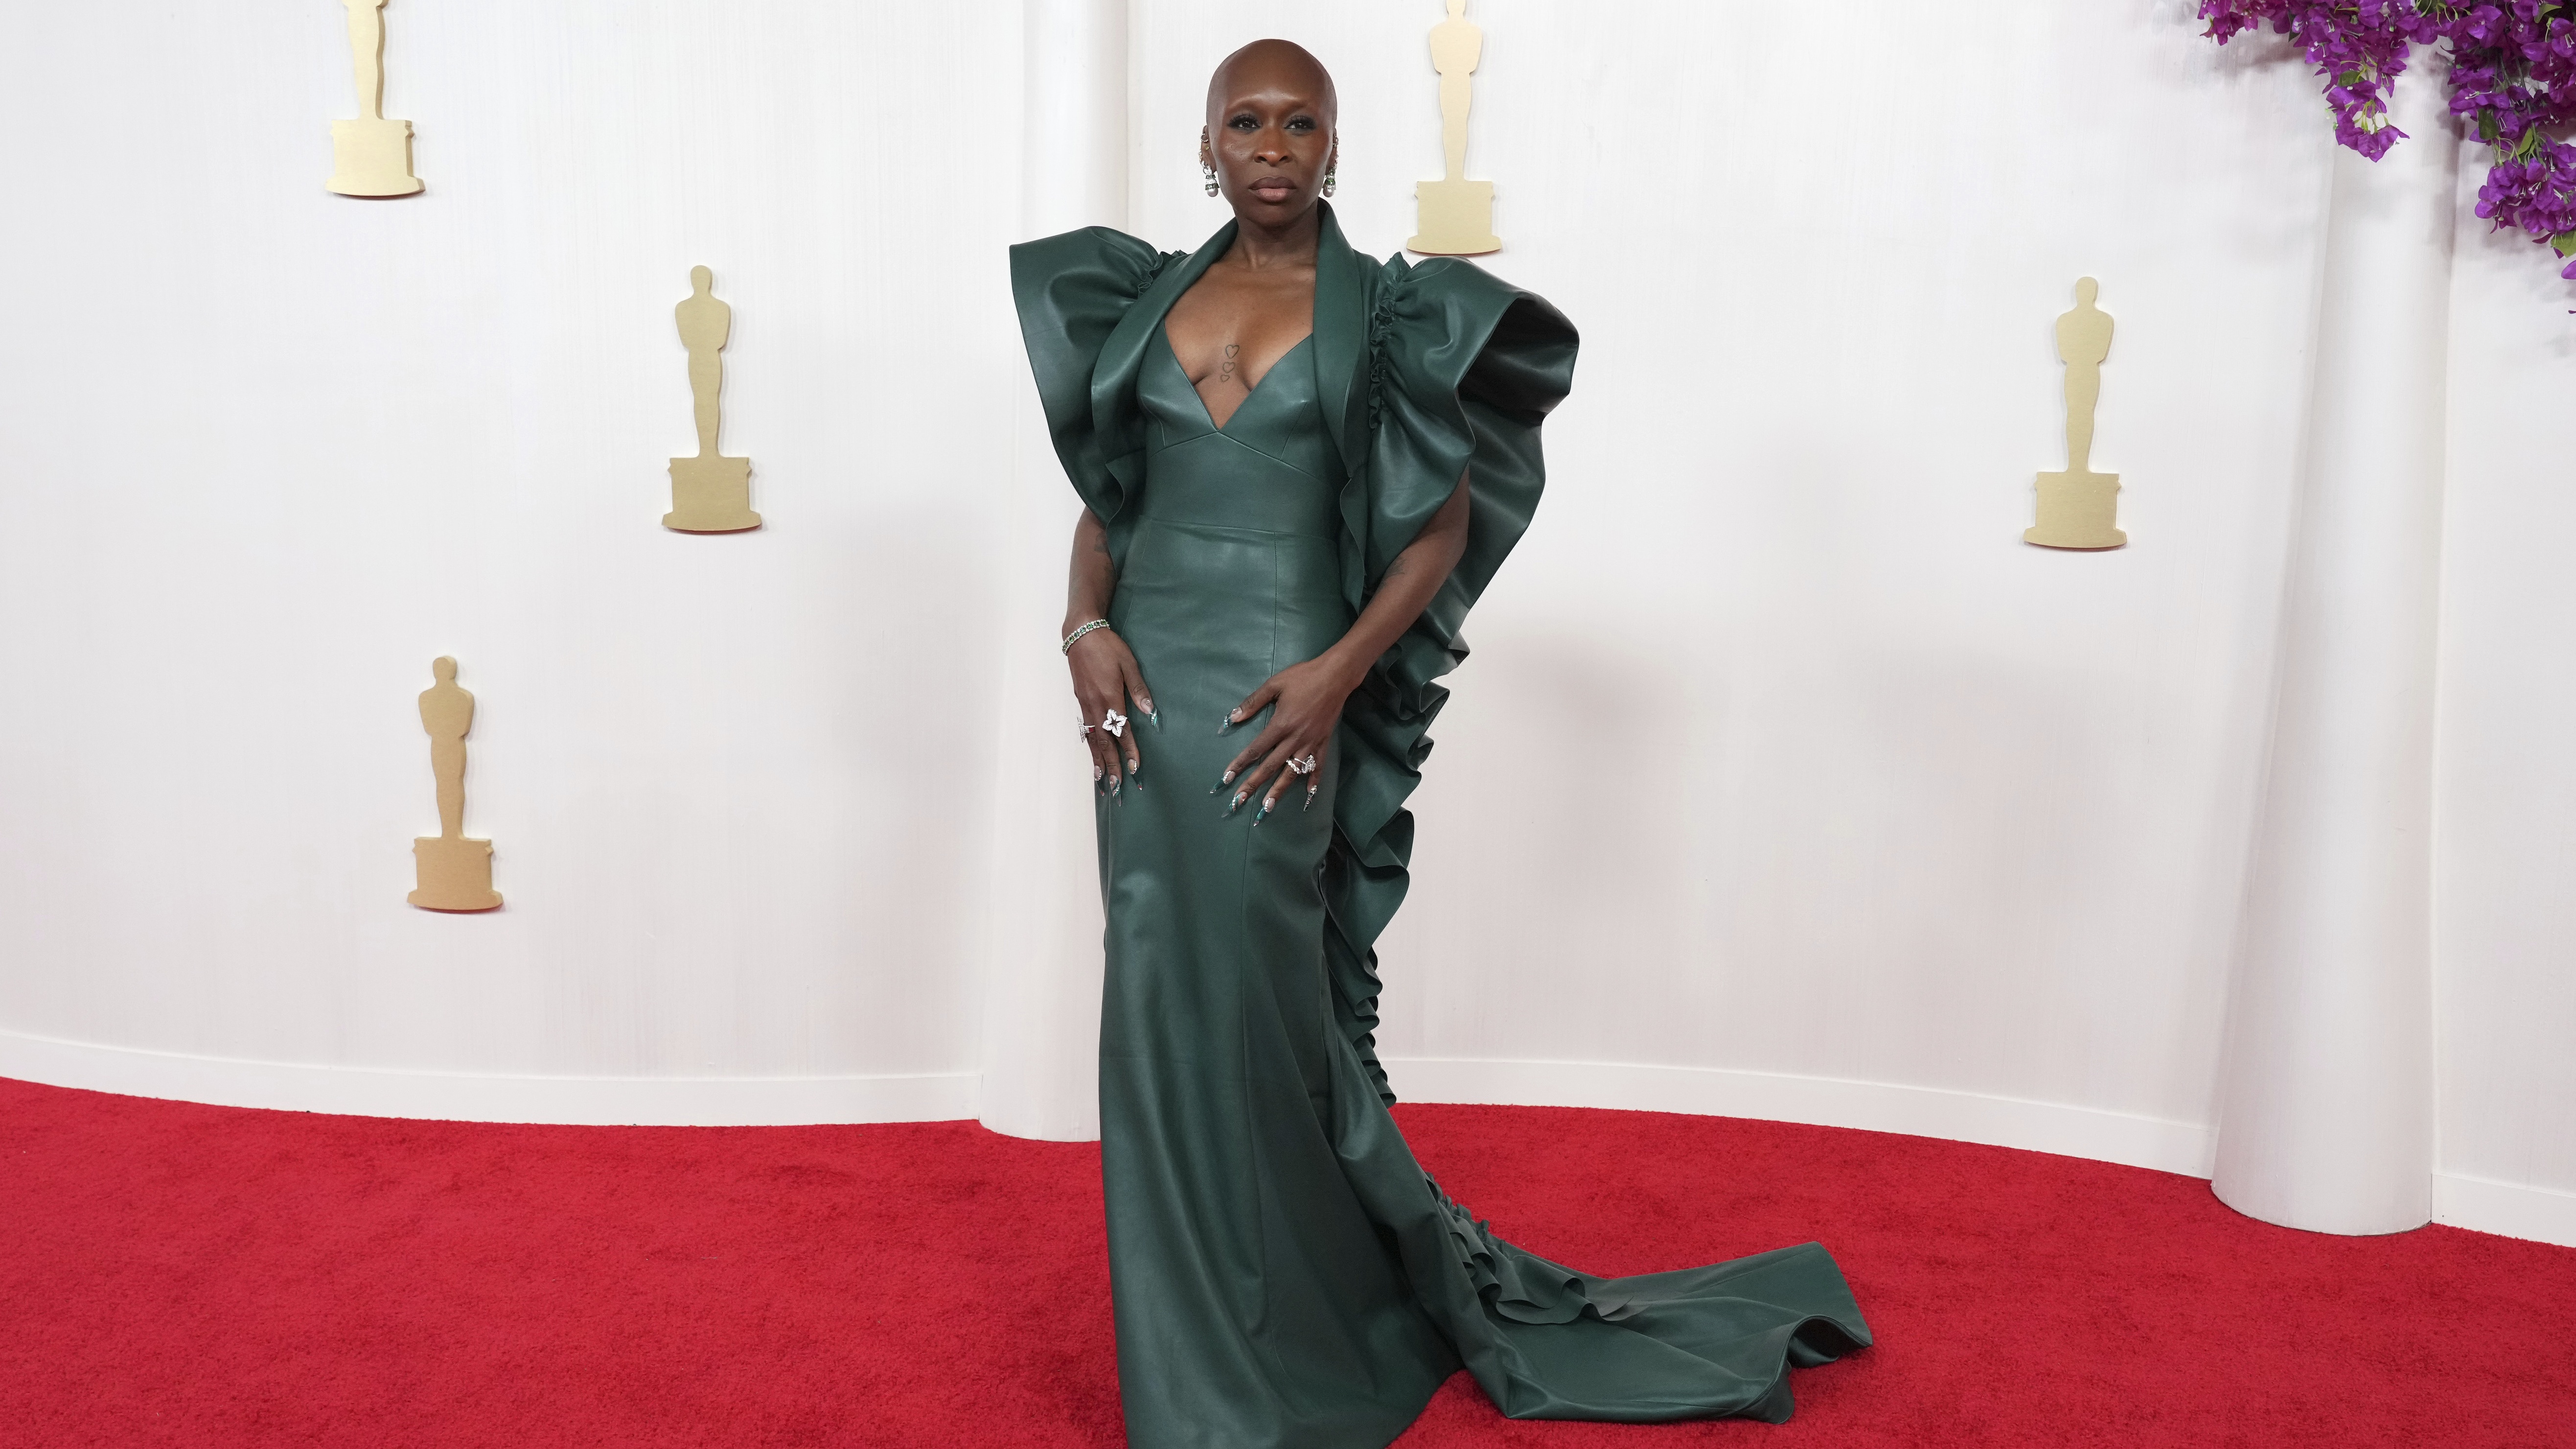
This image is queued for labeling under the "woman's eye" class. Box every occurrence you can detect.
[1229,116,1257,130]
[1287,117,1313,132]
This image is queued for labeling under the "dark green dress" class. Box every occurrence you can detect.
[1011,204,1870,1449]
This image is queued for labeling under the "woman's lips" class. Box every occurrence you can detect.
[1247,177,1297,198]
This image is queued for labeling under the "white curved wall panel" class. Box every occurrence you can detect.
[974,0,1128,1145]
[2212,73,2456,1237]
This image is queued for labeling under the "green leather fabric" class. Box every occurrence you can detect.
[1012,205,1871,1449]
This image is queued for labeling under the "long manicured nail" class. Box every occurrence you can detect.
[1127,756,1141,776]
[1093,764,1103,781]
[1229,790,1248,813]
[1221,768,1237,786]
[1304,790,1316,812]
[1217,716,1233,734]
[1253,801,1271,826]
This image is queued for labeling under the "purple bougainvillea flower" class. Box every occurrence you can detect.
[2201,0,2576,301]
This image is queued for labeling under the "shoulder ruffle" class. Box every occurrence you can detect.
[1323,254,1578,1105]
[1009,227,1187,526]
[1355,254,1578,709]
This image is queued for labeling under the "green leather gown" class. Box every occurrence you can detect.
[1011,205,1870,1449]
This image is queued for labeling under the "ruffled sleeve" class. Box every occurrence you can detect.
[1008,226,1187,529]
[1324,255,1579,1105]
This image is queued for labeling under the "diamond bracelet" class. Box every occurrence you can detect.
[1061,618,1112,654]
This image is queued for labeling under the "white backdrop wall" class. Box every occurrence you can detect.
[2431,154,2576,1238]
[0,1,1023,1120]
[1,2,2570,1244]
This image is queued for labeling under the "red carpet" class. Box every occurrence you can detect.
[2,1077,2570,1448]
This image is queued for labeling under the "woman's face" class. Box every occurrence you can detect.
[1203,48,1336,228]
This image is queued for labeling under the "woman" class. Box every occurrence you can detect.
[1012,39,1871,1449]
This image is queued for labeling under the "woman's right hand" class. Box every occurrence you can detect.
[1069,627,1153,790]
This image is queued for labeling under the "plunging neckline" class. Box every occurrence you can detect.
[1159,327,1314,435]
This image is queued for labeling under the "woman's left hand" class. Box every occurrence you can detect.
[1214,469,1474,823]
[1219,652,1359,820]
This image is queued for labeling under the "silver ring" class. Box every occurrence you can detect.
[1286,754,1317,775]
[1101,709,1128,738]
[1079,721,1094,740]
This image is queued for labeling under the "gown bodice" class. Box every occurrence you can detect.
[1137,329,1344,539]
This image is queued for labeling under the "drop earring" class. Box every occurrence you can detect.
[1202,159,1220,197]
[1322,160,1337,198]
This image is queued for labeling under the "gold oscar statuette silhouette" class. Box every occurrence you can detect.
[2025,277,2126,550]
[409,656,501,912]
[1409,0,1502,257]
[665,266,761,533]
[327,0,423,198]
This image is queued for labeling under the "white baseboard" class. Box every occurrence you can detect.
[1383,1057,2576,1249]
[1382,1055,2223,1177]
[0,1027,978,1127]
[11,1030,2568,1250]
[2433,1171,2576,1250]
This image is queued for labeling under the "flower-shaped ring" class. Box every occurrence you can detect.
[1287,754,1317,775]
[1101,709,1128,738]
